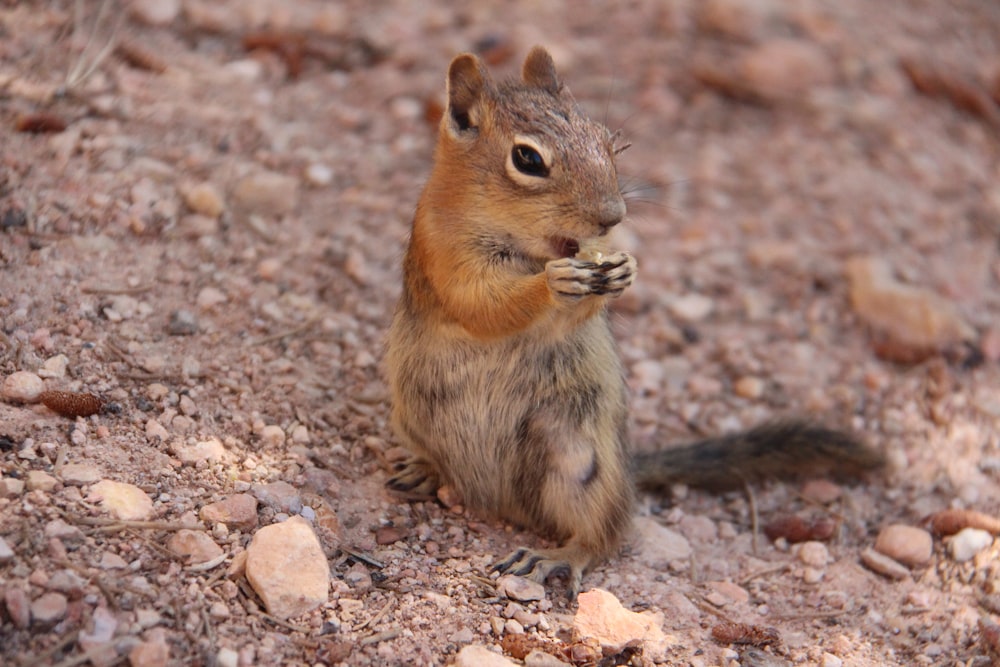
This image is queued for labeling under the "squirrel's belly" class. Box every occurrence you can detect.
[390,319,626,520]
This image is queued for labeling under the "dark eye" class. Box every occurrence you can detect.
[512,144,549,177]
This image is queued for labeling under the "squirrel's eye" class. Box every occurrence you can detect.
[511,144,549,177]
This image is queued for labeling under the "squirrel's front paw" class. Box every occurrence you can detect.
[546,251,637,300]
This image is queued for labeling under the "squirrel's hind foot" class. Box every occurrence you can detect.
[491,546,591,600]
[386,457,440,498]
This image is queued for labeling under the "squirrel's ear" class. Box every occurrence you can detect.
[446,54,486,133]
[522,46,561,94]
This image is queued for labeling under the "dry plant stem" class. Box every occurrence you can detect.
[690,595,739,623]
[341,547,385,569]
[59,512,204,531]
[744,478,760,556]
[741,563,792,586]
[360,628,403,646]
[771,609,852,621]
[65,0,122,91]
[354,597,395,632]
[17,630,80,667]
[186,553,228,572]
[250,316,321,346]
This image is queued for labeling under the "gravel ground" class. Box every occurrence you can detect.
[2,1,1000,666]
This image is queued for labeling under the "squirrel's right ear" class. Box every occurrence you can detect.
[446,54,486,134]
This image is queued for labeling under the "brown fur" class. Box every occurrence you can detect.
[385,47,882,598]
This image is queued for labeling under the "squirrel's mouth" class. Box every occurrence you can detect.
[550,237,580,258]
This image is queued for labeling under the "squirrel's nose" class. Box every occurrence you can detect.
[596,195,626,229]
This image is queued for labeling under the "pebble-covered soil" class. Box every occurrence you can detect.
[2,1,1000,666]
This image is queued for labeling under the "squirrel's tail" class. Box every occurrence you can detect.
[632,420,885,493]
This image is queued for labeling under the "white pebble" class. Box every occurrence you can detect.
[2,371,44,402]
[259,425,286,447]
[948,528,993,563]
[798,541,830,568]
[668,293,714,321]
[304,163,334,187]
[38,354,69,379]
[197,286,228,310]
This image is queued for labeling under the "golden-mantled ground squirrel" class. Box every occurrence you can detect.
[385,46,883,598]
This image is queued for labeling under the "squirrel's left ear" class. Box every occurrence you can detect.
[446,53,487,134]
[522,46,561,94]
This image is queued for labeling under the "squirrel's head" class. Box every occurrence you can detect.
[432,46,627,261]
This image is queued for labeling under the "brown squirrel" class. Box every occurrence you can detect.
[385,46,883,598]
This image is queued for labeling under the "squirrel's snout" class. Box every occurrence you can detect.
[596,196,627,230]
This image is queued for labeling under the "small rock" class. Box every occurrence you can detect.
[632,517,692,565]
[797,541,831,568]
[0,536,14,562]
[196,286,228,310]
[245,515,330,619]
[800,479,843,504]
[846,256,974,351]
[524,649,570,667]
[5,586,31,629]
[453,645,518,667]
[48,569,87,594]
[129,0,180,25]
[88,480,154,521]
[343,562,373,591]
[99,552,128,569]
[145,419,169,441]
[304,163,334,187]
[0,477,25,498]
[497,575,546,602]
[739,38,835,101]
[31,592,68,624]
[678,514,718,543]
[257,258,282,281]
[38,354,69,379]
[375,526,407,545]
[233,171,299,218]
[128,629,170,667]
[802,566,825,584]
[178,394,198,417]
[704,581,749,605]
[948,528,993,563]
[504,618,524,635]
[290,425,311,445]
[874,524,933,567]
[167,529,224,565]
[44,519,84,542]
[733,375,764,399]
[174,437,228,464]
[178,214,219,238]
[26,470,58,492]
[696,0,772,41]
[668,293,714,321]
[450,627,475,644]
[167,309,199,336]
[181,182,225,218]
[2,371,44,402]
[259,424,286,447]
[251,481,302,514]
[573,588,669,655]
[59,463,103,486]
[200,494,259,530]
[79,605,118,655]
[215,647,239,667]
[821,652,844,667]
[860,546,910,580]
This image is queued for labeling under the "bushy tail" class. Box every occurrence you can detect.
[632,421,885,493]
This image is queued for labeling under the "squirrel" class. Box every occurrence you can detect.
[385,46,884,598]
